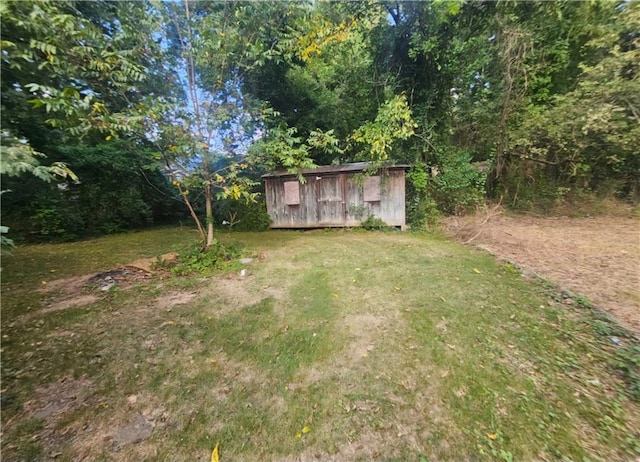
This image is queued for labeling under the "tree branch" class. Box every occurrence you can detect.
[508,152,558,166]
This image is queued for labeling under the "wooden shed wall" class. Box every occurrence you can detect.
[264,169,406,229]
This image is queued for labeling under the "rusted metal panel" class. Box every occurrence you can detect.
[263,163,407,229]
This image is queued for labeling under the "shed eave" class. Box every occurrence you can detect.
[261,162,410,179]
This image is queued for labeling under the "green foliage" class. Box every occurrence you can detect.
[214,196,271,232]
[29,200,83,241]
[1,0,158,138]
[482,1,640,207]
[0,131,77,183]
[498,167,571,213]
[360,215,392,230]
[428,150,487,215]
[1,225,15,255]
[243,1,384,161]
[172,239,244,276]
[250,125,317,179]
[130,2,283,245]
[19,185,155,242]
[407,194,441,229]
[2,139,182,242]
[407,162,440,228]
[351,95,417,163]
[0,128,77,245]
[615,345,640,402]
[0,1,183,242]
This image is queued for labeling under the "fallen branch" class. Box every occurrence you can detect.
[463,205,504,244]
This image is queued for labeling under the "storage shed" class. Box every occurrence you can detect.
[262,162,409,229]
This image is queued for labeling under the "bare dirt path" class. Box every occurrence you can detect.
[446,211,640,332]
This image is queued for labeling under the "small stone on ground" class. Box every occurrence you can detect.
[113,414,153,447]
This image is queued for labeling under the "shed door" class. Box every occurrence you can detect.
[317,176,344,225]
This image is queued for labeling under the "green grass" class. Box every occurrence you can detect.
[1,227,639,461]
[1,225,202,287]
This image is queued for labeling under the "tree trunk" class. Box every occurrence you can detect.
[181,189,205,243]
[488,22,532,197]
[205,182,215,247]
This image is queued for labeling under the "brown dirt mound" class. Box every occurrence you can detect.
[36,268,153,315]
[25,266,158,322]
[445,208,640,332]
[86,267,153,289]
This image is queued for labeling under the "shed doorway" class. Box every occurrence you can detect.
[318,176,344,225]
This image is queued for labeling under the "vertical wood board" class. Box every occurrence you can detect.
[263,165,406,228]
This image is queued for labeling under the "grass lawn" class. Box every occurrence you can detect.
[1,227,639,461]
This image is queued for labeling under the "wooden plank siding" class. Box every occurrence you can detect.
[262,163,408,229]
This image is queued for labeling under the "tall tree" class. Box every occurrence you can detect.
[1,0,181,239]
[1,0,161,138]
[507,0,639,203]
[131,0,286,247]
[243,1,390,163]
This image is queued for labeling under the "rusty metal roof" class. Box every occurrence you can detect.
[261,162,410,179]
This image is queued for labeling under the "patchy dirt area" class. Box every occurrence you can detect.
[23,377,94,421]
[35,268,153,315]
[445,209,640,332]
[3,229,640,461]
[154,291,198,310]
[10,376,169,459]
[33,253,178,316]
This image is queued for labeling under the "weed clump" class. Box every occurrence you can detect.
[171,239,244,275]
[615,345,640,402]
[360,215,393,230]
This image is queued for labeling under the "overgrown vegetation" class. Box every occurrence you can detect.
[615,345,640,402]
[360,215,392,230]
[2,0,637,242]
[170,240,245,276]
[427,150,487,216]
[2,140,184,241]
[213,196,272,232]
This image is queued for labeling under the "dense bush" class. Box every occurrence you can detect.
[213,195,271,231]
[171,239,245,275]
[429,150,486,215]
[2,140,186,241]
[406,163,440,229]
[360,214,392,230]
[406,151,486,226]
